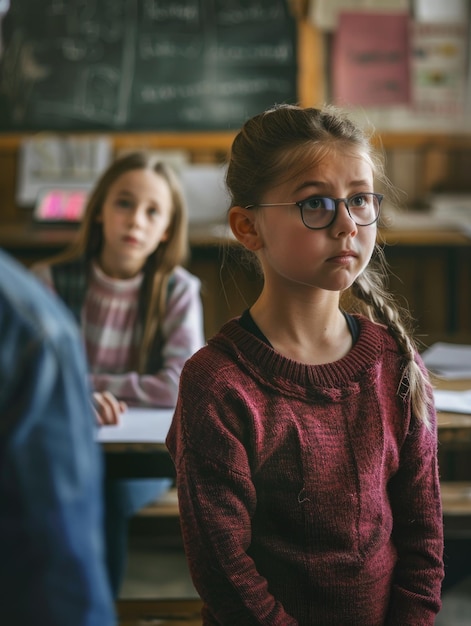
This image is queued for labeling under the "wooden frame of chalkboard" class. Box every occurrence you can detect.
[0,0,303,132]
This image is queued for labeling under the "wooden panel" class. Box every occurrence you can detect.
[0,145,19,223]
[190,245,263,339]
[188,247,226,341]
[456,247,471,334]
[297,19,325,107]
[385,246,448,342]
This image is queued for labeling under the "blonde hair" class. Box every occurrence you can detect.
[226,104,433,428]
[46,150,189,373]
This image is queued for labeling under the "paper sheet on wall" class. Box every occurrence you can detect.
[413,0,467,24]
[332,11,411,107]
[411,22,468,117]
[16,135,112,207]
[309,0,409,31]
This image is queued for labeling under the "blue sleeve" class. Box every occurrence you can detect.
[0,261,115,625]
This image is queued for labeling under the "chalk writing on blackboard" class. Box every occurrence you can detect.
[0,0,297,131]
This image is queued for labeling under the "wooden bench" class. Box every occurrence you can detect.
[130,487,182,547]
[137,487,180,518]
[116,598,203,626]
[441,481,471,539]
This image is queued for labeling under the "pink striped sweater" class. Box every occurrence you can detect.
[31,261,205,407]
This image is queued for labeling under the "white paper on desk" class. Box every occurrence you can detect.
[96,408,174,444]
[433,389,471,414]
[421,342,471,379]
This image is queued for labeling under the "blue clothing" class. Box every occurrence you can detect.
[104,477,172,594]
[0,250,115,626]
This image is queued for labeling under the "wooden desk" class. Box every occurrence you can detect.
[435,378,471,446]
[103,446,175,480]
[433,377,471,498]
[435,380,471,540]
[438,412,471,447]
[98,408,176,480]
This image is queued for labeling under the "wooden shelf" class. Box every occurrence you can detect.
[0,131,236,154]
[373,132,471,150]
[3,129,471,153]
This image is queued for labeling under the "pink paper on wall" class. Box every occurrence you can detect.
[332,11,411,107]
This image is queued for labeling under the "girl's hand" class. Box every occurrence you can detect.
[93,391,127,425]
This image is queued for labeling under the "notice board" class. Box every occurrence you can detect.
[0,0,297,132]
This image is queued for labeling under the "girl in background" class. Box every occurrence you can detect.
[167,105,444,625]
[32,151,205,596]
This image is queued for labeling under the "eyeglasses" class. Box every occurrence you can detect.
[245,192,383,230]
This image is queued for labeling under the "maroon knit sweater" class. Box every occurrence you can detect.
[167,315,444,625]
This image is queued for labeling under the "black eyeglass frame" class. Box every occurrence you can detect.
[244,192,384,230]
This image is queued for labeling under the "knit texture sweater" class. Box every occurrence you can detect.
[166,315,444,625]
[31,260,204,407]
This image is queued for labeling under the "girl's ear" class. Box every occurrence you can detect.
[228,206,263,251]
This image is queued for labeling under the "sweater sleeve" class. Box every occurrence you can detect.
[167,361,298,626]
[91,271,205,407]
[385,366,444,625]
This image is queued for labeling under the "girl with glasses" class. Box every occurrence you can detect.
[167,104,444,625]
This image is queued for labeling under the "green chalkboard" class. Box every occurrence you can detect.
[0,1,297,131]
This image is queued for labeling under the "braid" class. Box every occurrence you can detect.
[349,245,433,429]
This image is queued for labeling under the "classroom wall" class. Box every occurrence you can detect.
[0,4,470,343]
[1,4,471,219]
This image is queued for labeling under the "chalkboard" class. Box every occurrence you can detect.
[0,1,297,132]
